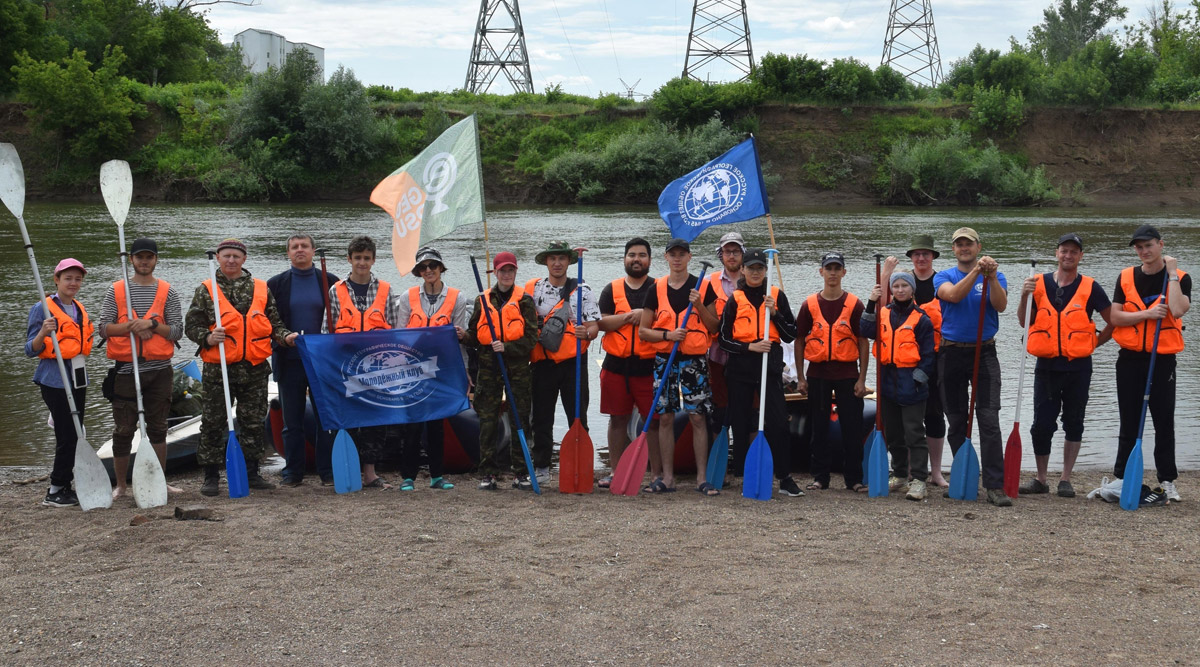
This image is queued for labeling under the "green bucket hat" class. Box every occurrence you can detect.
[535,240,578,265]
[906,233,940,259]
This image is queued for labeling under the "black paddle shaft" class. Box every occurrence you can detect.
[966,278,990,439]
[317,248,334,333]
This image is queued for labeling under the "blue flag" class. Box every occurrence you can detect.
[296,327,470,430]
[657,136,769,242]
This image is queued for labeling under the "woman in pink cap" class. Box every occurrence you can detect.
[24,258,94,508]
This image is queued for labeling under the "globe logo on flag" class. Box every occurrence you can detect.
[340,343,442,408]
[678,163,748,225]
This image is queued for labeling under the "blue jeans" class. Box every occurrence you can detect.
[277,357,333,480]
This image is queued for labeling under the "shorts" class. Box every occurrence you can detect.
[652,355,711,416]
[599,369,654,417]
[111,366,174,457]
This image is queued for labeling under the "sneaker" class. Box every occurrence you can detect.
[986,488,1013,507]
[1056,480,1076,498]
[400,478,416,491]
[906,479,927,501]
[320,475,334,487]
[888,476,908,491]
[1019,478,1050,494]
[42,489,78,508]
[430,477,455,490]
[62,487,79,504]
[1141,485,1168,506]
[281,477,303,488]
[535,467,551,484]
[779,477,805,497]
[513,475,533,491]
[1162,480,1181,502]
[478,475,497,491]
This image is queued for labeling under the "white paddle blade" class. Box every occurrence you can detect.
[131,433,168,509]
[0,143,26,219]
[73,437,114,511]
[99,160,132,225]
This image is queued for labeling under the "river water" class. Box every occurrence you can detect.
[2,203,1198,471]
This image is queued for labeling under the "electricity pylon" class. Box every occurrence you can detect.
[465,0,534,93]
[881,0,943,86]
[682,0,755,82]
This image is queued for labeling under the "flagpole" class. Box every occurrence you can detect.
[483,217,493,288]
[766,213,784,287]
[473,114,491,289]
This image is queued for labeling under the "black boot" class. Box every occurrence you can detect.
[247,461,276,490]
[200,465,220,497]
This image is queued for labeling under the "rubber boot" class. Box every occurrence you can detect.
[200,465,220,497]
[247,461,276,490]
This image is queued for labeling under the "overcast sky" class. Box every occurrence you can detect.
[202,0,1150,96]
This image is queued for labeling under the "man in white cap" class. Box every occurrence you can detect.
[700,231,744,477]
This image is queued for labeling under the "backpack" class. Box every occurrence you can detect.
[538,279,578,353]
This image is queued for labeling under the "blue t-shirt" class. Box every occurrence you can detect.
[933,267,1007,343]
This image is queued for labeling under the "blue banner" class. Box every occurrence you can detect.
[296,326,470,430]
[657,136,769,242]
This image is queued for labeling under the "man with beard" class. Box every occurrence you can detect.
[1016,233,1113,499]
[700,232,744,475]
[596,238,657,488]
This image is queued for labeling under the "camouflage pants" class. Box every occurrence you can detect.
[347,425,395,466]
[198,360,270,466]
[474,356,532,476]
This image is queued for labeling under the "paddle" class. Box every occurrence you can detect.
[204,250,249,498]
[743,248,778,501]
[317,248,335,332]
[315,247,362,493]
[948,276,989,501]
[0,144,112,510]
[611,260,714,496]
[1121,271,1171,511]
[470,255,540,494]
[705,419,730,490]
[100,159,167,509]
[1004,259,1038,498]
[866,254,889,496]
[559,247,594,494]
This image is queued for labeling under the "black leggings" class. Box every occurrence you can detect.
[401,420,445,480]
[40,383,87,488]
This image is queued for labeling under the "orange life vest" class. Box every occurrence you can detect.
[917,296,943,351]
[650,276,709,355]
[1026,275,1098,360]
[702,272,734,341]
[334,280,392,332]
[875,305,923,368]
[525,278,590,362]
[406,285,459,328]
[200,278,272,365]
[106,279,175,362]
[730,287,781,343]
[803,293,860,363]
[601,278,655,360]
[1112,267,1187,354]
[475,285,527,345]
[39,297,94,360]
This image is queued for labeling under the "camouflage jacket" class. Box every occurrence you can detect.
[463,286,538,362]
[184,268,292,351]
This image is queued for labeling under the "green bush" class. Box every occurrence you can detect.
[515,125,574,175]
[751,52,826,99]
[649,78,764,127]
[875,65,915,101]
[968,85,1026,135]
[823,58,878,103]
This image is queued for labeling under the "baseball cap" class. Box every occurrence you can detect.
[130,238,158,256]
[1057,233,1083,250]
[665,238,691,253]
[1129,224,1161,245]
[951,227,980,244]
[743,248,768,267]
[493,251,517,270]
[820,252,845,268]
[54,258,86,276]
[715,231,746,254]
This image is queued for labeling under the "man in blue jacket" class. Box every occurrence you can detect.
[267,234,339,487]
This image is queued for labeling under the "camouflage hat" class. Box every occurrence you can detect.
[534,240,578,265]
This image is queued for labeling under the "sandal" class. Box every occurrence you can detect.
[851,483,868,493]
[430,477,455,490]
[642,479,675,494]
[597,475,612,489]
[696,481,720,497]
[364,477,393,489]
[806,481,827,490]
[399,478,415,491]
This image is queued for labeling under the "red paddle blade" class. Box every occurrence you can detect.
[1004,424,1022,498]
[610,432,649,496]
[559,420,594,494]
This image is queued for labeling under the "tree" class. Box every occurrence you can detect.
[0,0,69,94]
[1027,0,1129,63]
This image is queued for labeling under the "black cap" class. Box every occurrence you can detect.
[665,238,691,253]
[743,248,768,267]
[1057,233,1083,250]
[820,252,845,268]
[1129,224,1161,245]
[130,238,158,256]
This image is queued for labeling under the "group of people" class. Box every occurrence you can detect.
[25,224,1189,508]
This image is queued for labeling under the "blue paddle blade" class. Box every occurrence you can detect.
[862,427,876,487]
[225,431,248,499]
[181,360,202,381]
[1120,440,1144,511]
[332,429,362,494]
[515,428,540,495]
[706,427,729,489]
[742,431,773,501]
[948,439,980,501]
[868,433,889,497]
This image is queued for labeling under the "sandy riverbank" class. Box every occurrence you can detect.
[1,466,1198,665]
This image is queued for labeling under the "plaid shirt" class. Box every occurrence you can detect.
[323,274,402,332]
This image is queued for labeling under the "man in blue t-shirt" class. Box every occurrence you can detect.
[1015,233,1112,499]
[933,227,1011,506]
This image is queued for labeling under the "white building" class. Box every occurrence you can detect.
[233,28,325,80]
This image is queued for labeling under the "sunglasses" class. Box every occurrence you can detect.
[416,262,440,273]
[1054,286,1064,309]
